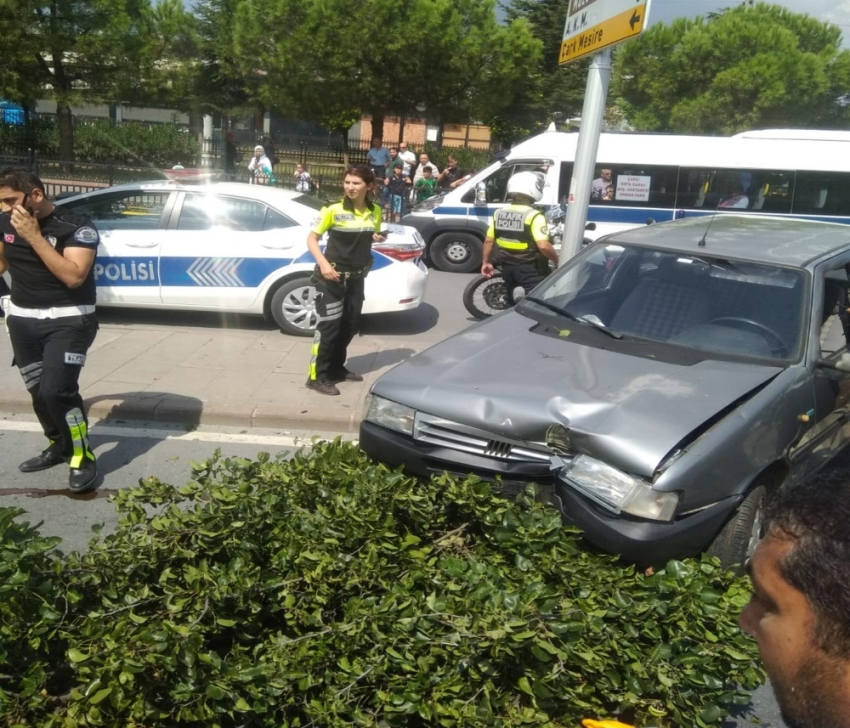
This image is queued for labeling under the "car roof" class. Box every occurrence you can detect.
[86,180,306,203]
[606,215,850,267]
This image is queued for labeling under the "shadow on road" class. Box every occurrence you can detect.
[346,347,417,375]
[97,303,441,338]
[86,392,204,495]
[361,303,439,336]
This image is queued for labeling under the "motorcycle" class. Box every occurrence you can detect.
[462,207,596,321]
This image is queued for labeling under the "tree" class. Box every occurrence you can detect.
[503,0,590,140]
[613,2,850,134]
[0,0,156,161]
[231,0,542,144]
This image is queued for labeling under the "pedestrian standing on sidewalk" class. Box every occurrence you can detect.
[0,169,100,492]
[305,165,386,396]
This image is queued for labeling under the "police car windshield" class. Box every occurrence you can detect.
[520,243,806,363]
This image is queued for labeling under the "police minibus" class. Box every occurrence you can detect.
[404,128,850,272]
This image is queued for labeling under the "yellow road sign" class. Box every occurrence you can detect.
[559,2,648,65]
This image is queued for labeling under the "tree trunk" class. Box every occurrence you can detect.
[398,115,406,145]
[371,114,385,141]
[56,101,74,169]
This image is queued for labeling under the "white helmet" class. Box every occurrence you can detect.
[507,171,545,202]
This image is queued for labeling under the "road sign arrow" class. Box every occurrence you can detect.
[629,9,641,29]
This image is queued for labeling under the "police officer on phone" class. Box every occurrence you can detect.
[0,169,100,492]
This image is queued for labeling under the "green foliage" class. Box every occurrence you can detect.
[232,0,541,135]
[0,442,763,727]
[1,119,199,166]
[613,2,850,133]
[503,0,591,141]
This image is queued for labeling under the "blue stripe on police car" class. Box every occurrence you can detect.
[94,251,395,289]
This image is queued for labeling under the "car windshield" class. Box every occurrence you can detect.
[519,243,807,362]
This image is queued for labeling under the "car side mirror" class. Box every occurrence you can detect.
[818,353,850,373]
[474,182,487,207]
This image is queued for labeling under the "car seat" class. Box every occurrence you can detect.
[610,257,712,340]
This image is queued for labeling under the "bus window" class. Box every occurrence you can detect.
[558,162,574,204]
[748,171,793,214]
[679,169,745,209]
[590,165,678,208]
[793,172,850,216]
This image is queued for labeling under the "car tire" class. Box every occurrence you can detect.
[430,232,482,273]
[269,277,320,337]
[706,484,766,573]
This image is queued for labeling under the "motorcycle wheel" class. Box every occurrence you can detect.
[463,273,511,320]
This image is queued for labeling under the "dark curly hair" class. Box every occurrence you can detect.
[765,470,850,658]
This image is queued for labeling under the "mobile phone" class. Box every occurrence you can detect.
[20,192,34,216]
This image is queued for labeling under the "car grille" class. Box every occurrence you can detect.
[414,413,554,465]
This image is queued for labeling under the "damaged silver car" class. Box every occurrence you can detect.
[360,215,850,569]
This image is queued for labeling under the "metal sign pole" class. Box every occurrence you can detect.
[559,46,613,266]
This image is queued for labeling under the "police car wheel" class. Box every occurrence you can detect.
[430,232,481,273]
[270,277,320,336]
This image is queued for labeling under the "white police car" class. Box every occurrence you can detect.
[55,181,428,335]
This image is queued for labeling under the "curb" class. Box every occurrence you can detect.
[0,389,363,434]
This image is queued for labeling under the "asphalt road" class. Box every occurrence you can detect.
[0,268,786,727]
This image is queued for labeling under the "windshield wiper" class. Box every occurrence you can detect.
[523,296,622,339]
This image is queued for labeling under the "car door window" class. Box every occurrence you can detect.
[264,208,296,230]
[61,191,169,231]
[480,162,552,204]
[176,194,268,232]
[819,266,850,358]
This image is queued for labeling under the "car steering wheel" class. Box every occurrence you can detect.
[708,317,786,355]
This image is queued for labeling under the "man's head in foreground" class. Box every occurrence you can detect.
[739,471,850,728]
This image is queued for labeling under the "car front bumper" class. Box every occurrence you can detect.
[359,420,742,566]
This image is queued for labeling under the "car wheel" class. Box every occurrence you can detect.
[269,277,320,336]
[706,484,766,573]
[430,232,482,273]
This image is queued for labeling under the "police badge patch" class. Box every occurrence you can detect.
[74,227,99,245]
[45,235,58,248]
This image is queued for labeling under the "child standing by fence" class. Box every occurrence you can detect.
[385,166,410,222]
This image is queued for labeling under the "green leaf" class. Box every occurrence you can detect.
[89,687,112,705]
[68,648,90,663]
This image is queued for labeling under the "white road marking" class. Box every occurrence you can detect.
[0,419,349,448]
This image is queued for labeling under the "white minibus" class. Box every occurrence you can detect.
[404,128,850,272]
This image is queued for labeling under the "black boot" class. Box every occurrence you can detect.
[19,444,66,473]
[69,459,98,493]
[305,378,340,396]
[329,368,364,382]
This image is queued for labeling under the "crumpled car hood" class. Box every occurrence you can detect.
[371,313,783,476]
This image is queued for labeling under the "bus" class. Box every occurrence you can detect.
[402,128,850,272]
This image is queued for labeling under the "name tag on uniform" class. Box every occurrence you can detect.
[334,213,355,223]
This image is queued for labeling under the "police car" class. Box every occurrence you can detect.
[52,181,428,335]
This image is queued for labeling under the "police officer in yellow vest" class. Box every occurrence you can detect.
[305,165,386,396]
[481,171,558,303]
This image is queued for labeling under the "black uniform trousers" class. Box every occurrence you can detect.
[8,313,98,466]
[502,263,546,305]
[309,275,366,382]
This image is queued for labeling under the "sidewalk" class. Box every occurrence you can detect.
[0,318,431,433]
